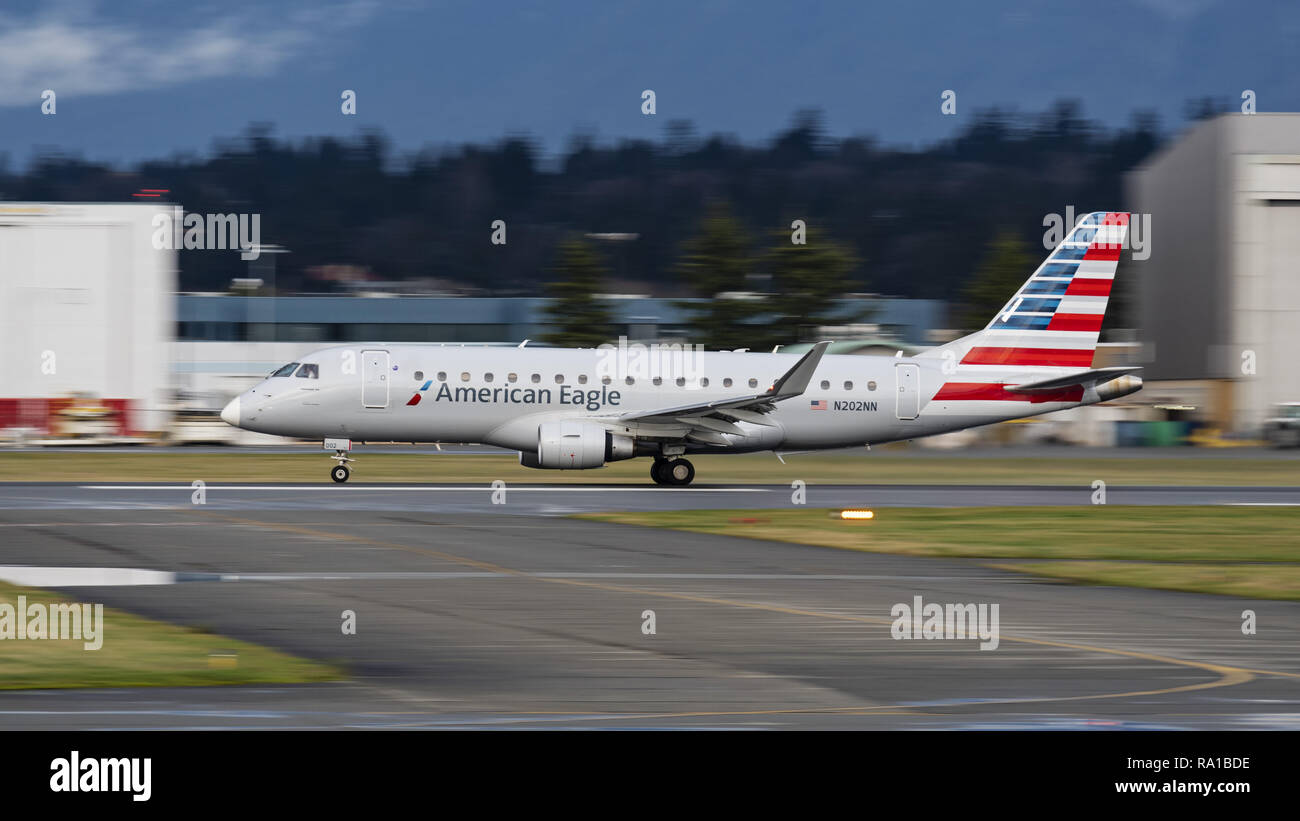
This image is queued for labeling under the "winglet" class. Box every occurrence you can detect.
[768,341,830,399]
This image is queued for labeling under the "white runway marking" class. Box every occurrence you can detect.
[80,485,769,493]
[0,566,178,586]
[0,567,1007,586]
[0,522,209,527]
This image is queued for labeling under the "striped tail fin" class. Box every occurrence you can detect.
[924,211,1129,373]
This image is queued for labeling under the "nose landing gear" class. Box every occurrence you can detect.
[324,438,354,483]
[651,457,695,486]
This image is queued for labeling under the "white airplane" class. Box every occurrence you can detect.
[221,212,1141,485]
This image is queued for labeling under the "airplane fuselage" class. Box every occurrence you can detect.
[224,344,1091,453]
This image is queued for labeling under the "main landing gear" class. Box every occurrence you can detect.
[651,457,695,486]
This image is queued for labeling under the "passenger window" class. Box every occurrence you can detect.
[484,373,494,383]
[820,380,830,390]
[602,375,612,385]
[653,377,663,386]
[844,381,854,390]
[270,363,299,378]
[554,374,564,384]
[723,378,733,388]
[461,372,471,382]
[625,376,635,385]
[531,373,541,383]
[508,373,518,383]
[414,371,424,381]
[437,371,447,382]
[701,377,710,387]
[748,378,758,388]
[676,377,685,387]
[578,374,588,384]
[868,381,877,391]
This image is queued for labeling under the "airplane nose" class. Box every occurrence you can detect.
[220,396,241,427]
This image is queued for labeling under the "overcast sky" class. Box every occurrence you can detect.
[3,0,1298,167]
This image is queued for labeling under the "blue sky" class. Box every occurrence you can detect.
[3,0,1298,167]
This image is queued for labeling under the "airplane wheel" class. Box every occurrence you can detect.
[650,459,669,485]
[331,465,350,483]
[665,458,695,486]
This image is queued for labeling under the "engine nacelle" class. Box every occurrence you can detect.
[1095,374,1143,402]
[519,421,635,469]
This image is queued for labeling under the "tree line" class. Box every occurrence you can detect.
[0,100,1167,340]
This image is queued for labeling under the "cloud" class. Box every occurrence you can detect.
[1128,0,1223,20]
[0,1,377,106]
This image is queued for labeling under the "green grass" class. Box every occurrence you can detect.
[4,449,1300,485]
[575,507,1300,600]
[0,583,342,689]
[992,561,1300,601]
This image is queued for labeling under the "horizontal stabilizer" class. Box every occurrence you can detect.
[1005,366,1142,394]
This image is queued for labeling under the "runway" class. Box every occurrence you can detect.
[1,481,1299,513]
[1,503,1298,729]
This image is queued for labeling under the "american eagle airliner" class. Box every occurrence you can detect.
[221,212,1141,485]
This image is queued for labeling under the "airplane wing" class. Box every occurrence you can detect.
[1005,366,1142,394]
[599,341,830,445]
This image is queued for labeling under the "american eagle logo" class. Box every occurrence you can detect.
[406,380,433,405]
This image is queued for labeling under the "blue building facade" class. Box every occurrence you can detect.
[176,295,944,347]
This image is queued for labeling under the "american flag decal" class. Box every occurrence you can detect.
[810,399,827,410]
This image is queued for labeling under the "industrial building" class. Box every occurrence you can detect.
[1127,113,1300,435]
[0,203,175,436]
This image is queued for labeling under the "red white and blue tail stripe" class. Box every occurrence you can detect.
[923,211,1129,406]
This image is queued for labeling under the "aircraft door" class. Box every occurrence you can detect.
[362,349,390,408]
[895,363,919,420]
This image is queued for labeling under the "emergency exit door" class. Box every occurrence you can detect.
[362,349,390,408]
[895,363,919,420]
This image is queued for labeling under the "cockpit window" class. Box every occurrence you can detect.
[295,363,319,379]
[270,363,300,377]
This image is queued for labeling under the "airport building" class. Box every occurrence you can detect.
[1127,113,1300,435]
[0,203,175,436]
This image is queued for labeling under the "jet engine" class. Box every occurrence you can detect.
[1095,374,1143,402]
[519,421,635,469]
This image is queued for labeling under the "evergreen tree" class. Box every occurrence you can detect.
[959,231,1036,332]
[762,226,861,343]
[674,202,773,350]
[540,239,617,346]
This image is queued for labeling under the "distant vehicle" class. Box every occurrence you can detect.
[221,212,1142,484]
[1263,403,1300,448]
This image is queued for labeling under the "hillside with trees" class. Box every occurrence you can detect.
[0,101,1163,320]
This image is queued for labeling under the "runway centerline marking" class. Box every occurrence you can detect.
[193,510,1300,707]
